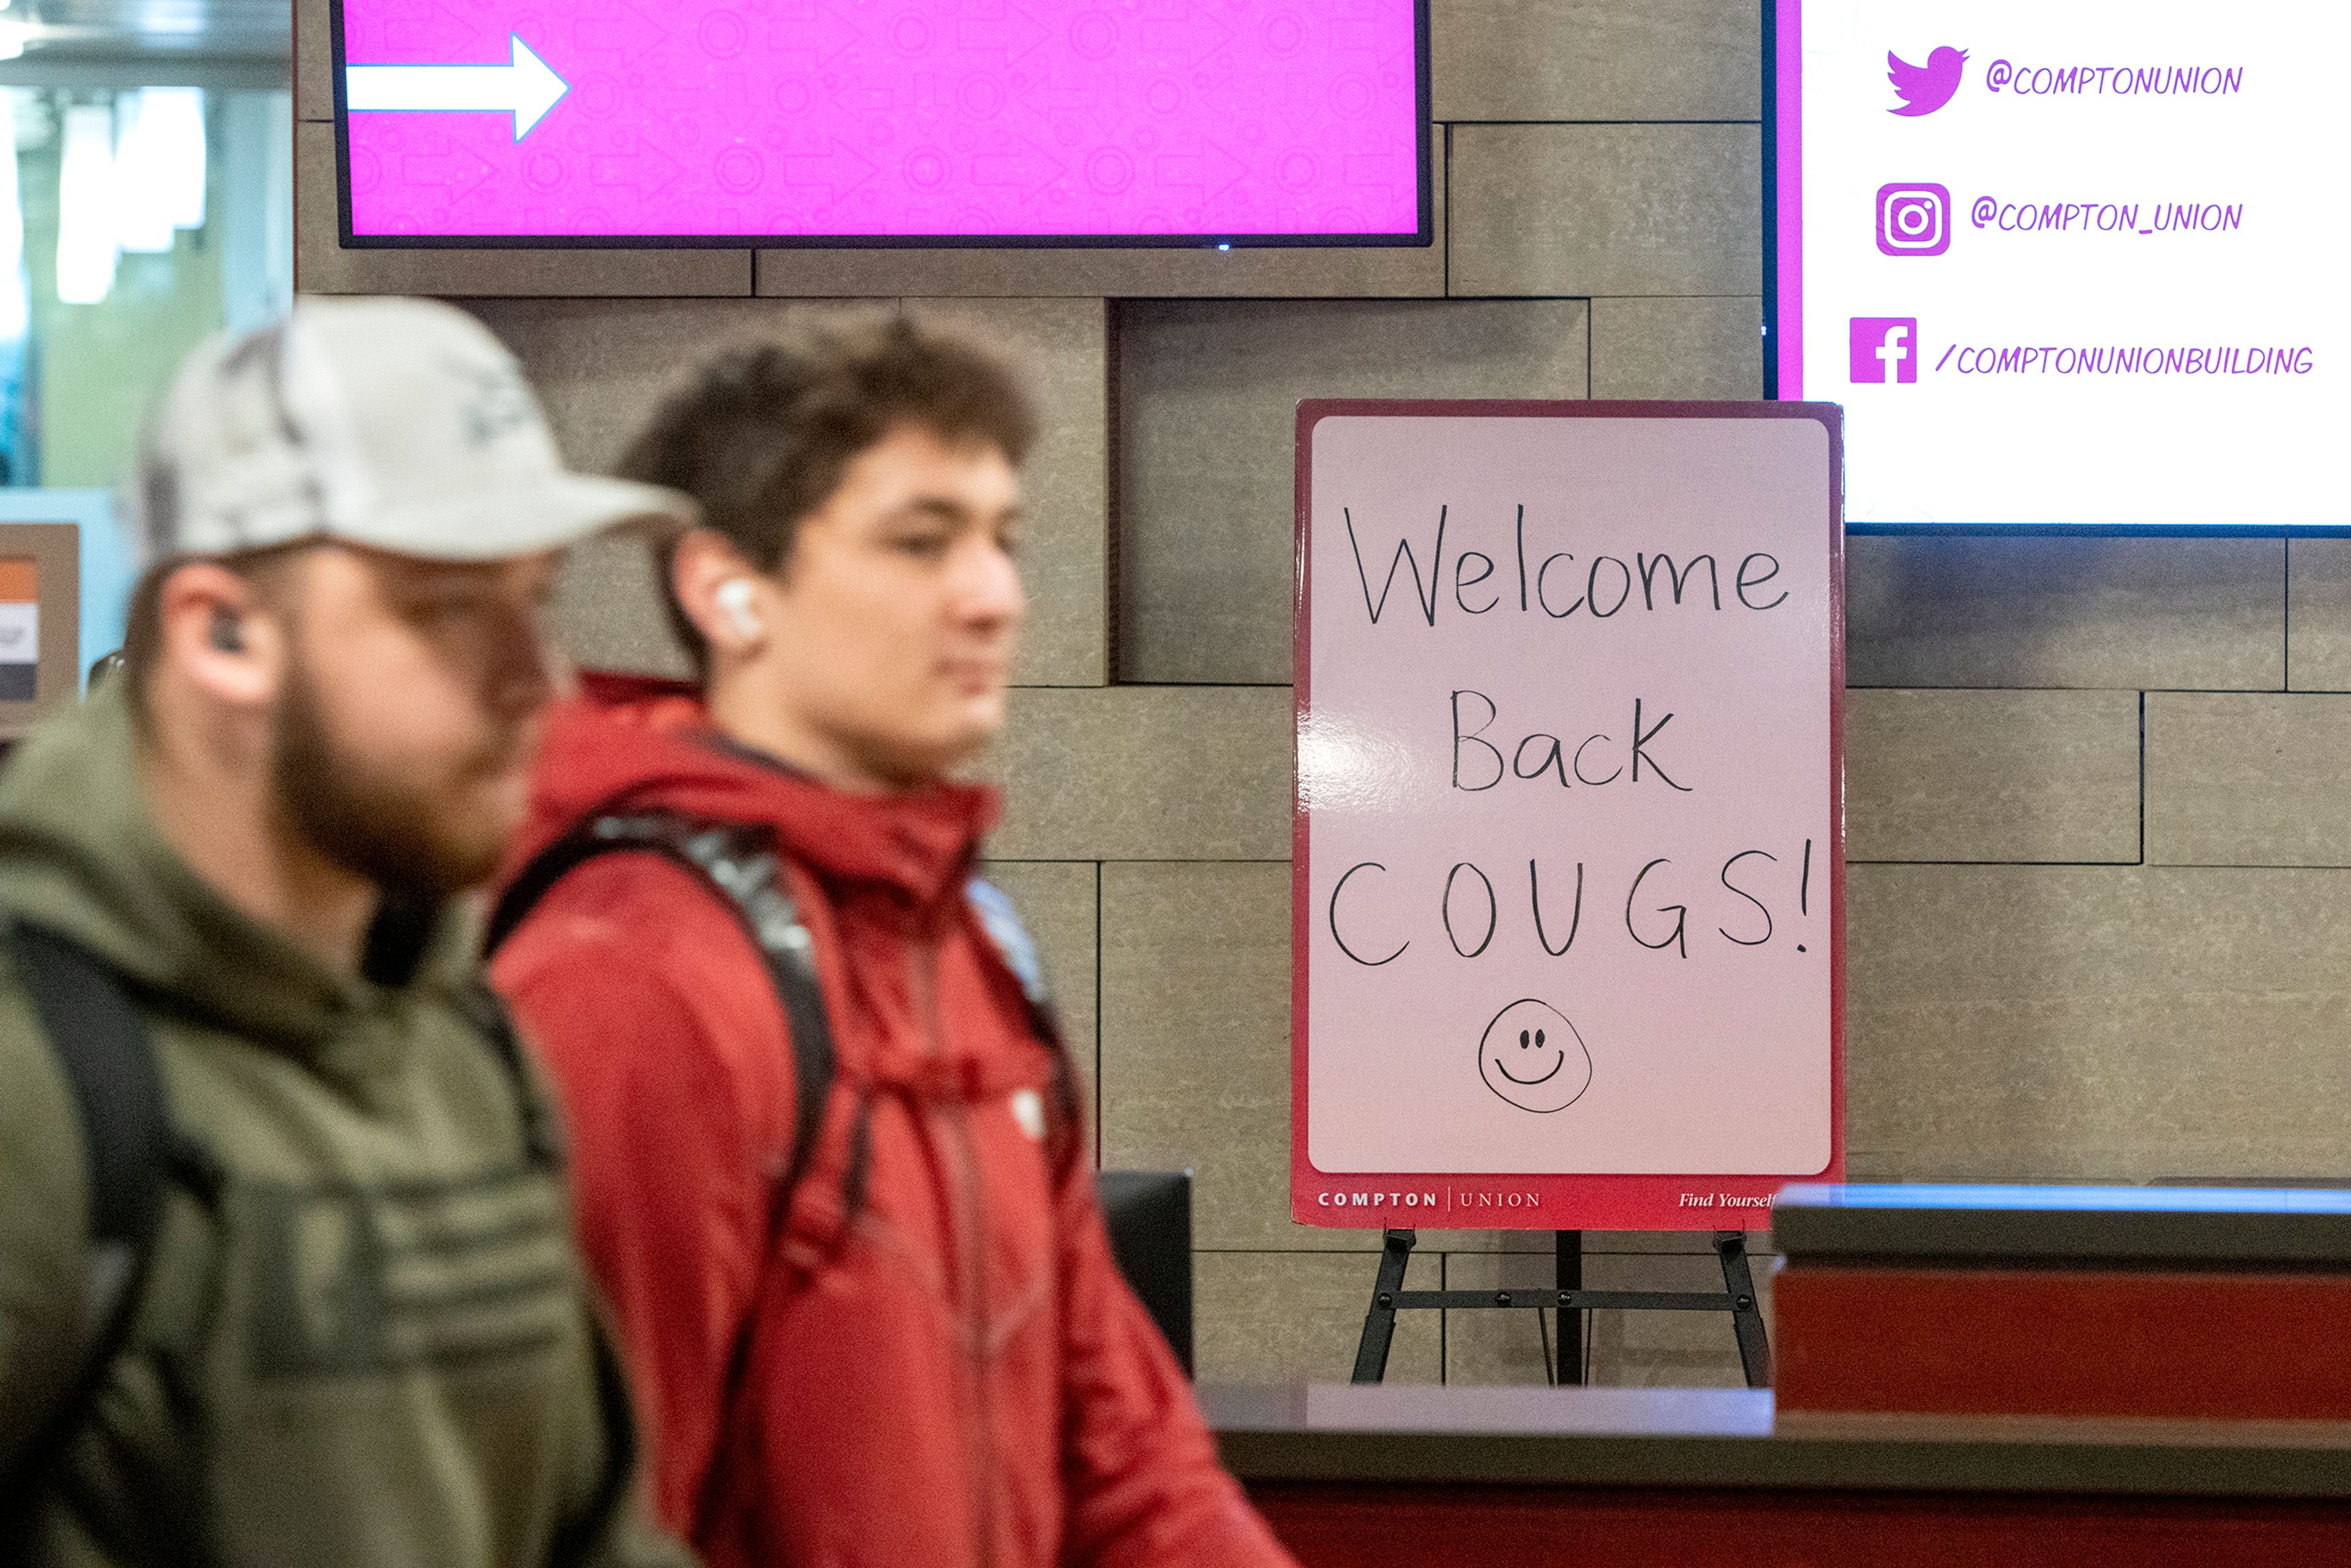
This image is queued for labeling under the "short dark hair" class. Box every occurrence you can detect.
[617,315,1038,671]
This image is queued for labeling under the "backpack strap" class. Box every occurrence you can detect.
[449,980,568,1172]
[0,921,219,1534]
[966,879,1048,1014]
[966,879,1085,1180]
[488,812,837,1206]
[492,820,1090,1534]
[0,923,607,1555]
[443,977,636,1568]
[489,812,841,1548]
[493,820,1083,1188]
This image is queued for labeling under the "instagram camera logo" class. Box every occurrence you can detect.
[1850,318,1919,384]
[1877,182,1951,256]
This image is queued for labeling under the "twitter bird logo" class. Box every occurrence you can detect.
[1888,47,1967,116]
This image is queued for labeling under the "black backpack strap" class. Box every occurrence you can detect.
[434,982,626,1568]
[0,921,214,1529]
[488,812,837,1202]
[547,1304,648,1568]
[449,980,568,1172]
[489,812,842,1549]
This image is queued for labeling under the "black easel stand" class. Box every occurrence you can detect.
[1351,1228,1771,1389]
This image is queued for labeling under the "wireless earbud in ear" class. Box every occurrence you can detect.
[714,578,763,640]
[208,609,246,655]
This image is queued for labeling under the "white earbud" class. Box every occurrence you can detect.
[714,578,763,640]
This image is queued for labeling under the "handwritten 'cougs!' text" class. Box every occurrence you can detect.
[1327,842,1818,965]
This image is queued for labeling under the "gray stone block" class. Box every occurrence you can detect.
[2288,538,2351,692]
[1099,863,1338,1252]
[1847,535,2284,691]
[1847,865,2351,1184]
[987,688,1294,862]
[1449,124,1760,298]
[2147,693,2351,867]
[295,0,331,121]
[1847,689,2141,864]
[1195,1250,1441,1383]
[1590,296,1764,401]
[1117,299,1590,685]
[1433,0,1762,122]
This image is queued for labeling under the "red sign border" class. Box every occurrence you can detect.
[1289,399,1847,1232]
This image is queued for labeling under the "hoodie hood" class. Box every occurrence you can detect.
[0,678,476,1048]
[510,672,1000,916]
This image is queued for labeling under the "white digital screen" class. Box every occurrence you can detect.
[1772,0,2350,527]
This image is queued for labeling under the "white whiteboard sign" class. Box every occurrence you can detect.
[1292,403,1844,1232]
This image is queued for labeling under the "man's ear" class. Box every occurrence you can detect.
[671,528,774,662]
[155,561,287,711]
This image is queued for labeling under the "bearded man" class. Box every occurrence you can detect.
[0,298,697,1568]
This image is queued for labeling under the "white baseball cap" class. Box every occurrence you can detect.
[130,296,695,565]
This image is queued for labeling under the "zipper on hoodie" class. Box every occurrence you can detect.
[913,939,999,1568]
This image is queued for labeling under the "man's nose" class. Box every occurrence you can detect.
[953,537,1027,629]
[484,602,564,717]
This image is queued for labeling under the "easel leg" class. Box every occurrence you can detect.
[1715,1231,1772,1389]
[1554,1229,1583,1385]
[1350,1228,1417,1384]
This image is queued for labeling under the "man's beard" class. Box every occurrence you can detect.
[270,654,520,904]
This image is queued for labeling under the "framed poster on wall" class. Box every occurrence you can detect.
[0,522,80,740]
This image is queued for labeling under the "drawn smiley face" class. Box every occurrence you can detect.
[1477,999,1592,1114]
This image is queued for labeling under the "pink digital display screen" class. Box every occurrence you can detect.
[333,0,1431,246]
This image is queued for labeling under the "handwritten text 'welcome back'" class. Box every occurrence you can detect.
[1325,504,1812,970]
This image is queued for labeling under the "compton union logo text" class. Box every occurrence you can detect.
[1311,1187,1547,1211]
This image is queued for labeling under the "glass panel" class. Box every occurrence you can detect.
[10,84,292,490]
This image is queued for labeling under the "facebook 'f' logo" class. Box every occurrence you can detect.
[1850,317,1919,384]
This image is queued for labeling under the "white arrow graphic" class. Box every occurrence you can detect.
[346,34,569,142]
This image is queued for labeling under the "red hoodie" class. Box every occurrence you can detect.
[490,674,1295,1568]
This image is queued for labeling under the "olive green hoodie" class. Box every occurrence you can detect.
[0,682,694,1568]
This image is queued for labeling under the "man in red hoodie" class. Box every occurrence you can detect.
[489,319,1296,1568]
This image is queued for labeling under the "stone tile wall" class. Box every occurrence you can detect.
[294,0,2351,1389]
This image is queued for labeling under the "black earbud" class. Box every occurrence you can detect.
[208,609,245,654]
